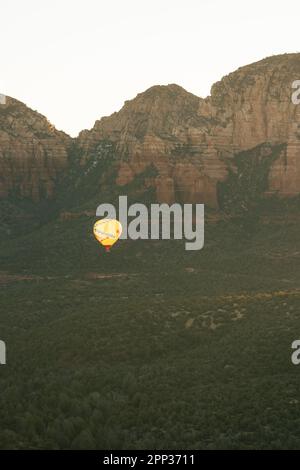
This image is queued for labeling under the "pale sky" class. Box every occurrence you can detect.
[1,0,299,136]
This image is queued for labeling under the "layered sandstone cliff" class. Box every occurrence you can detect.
[78,84,228,206]
[1,53,300,208]
[208,54,300,198]
[78,53,300,206]
[0,97,71,201]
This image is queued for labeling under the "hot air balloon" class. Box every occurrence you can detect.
[93,219,122,252]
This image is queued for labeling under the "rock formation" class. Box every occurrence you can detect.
[1,53,300,208]
[78,53,300,207]
[0,97,71,201]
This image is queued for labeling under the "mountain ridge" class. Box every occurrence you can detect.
[1,53,300,214]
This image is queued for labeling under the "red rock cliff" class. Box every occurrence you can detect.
[1,53,300,207]
[0,97,71,201]
[78,53,300,206]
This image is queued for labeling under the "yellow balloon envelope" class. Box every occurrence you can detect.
[93,219,122,252]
